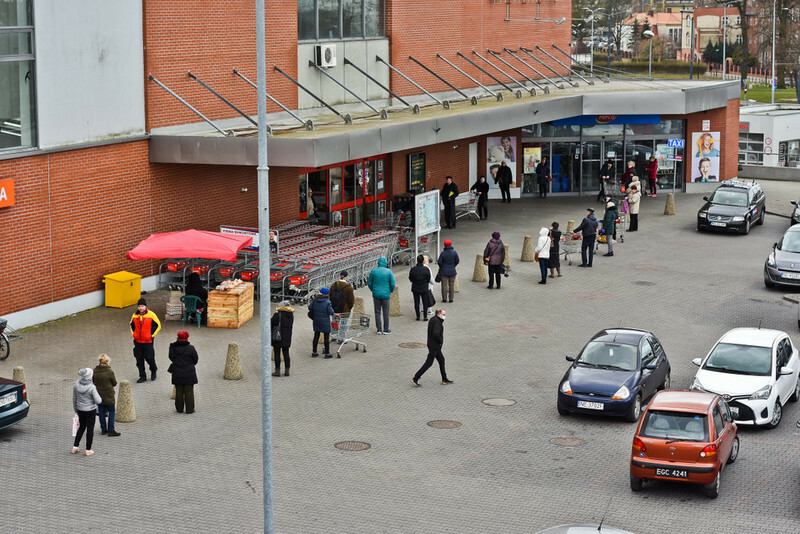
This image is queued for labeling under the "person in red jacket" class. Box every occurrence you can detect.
[130,297,162,383]
[645,156,658,197]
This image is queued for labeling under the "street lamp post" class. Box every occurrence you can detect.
[643,29,655,79]
[722,3,727,80]
[772,0,777,104]
[582,8,598,76]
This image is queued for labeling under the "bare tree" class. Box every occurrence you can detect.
[750,0,800,88]
[711,0,751,87]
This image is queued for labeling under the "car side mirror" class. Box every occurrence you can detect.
[645,364,656,370]
[792,201,798,206]
[692,358,702,366]
[780,367,794,376]
[703,196,709,201]
[566,355,575,362]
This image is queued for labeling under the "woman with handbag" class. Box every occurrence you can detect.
[483,231,506,289]
[626,184,641,232]
[534,227,551,285]
[271,300,295,376]
[409,255,432,321]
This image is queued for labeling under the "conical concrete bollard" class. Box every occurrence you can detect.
[171,385,176,400]
[116,380,136,423]
[521,235,535,262]
[454,274,460,293]
[664,193,675,215]
[224,342,244,380]
[12,367,26,402]
[503,244,511,273]
[389,286,402,316]
[352,296,365,315]
[472,254,488,282]
[565,219,576,234]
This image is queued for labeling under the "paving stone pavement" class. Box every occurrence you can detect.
[3,185,800,533]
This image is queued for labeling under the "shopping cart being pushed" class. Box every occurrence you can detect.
[560,233,583,266]
[595,215,626,252]
[331,311,370,356]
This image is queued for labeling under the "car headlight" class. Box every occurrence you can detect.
[612,385,631,400]
[749,384,772,400]
[690,377,705,392]
[560,380,572,395]
[767,253,776,267]
[698,211,707,219]
[732,216,745,222]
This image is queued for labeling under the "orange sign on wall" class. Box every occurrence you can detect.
[0,178,15,208]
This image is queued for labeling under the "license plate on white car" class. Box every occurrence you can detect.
[710,222,726,227]
[655,467,688,479]
[781,272,800,279]
[729,406,739,417]
[577,400,604,410]
[0,392,17,408]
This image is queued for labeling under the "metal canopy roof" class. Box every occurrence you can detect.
[149,78,740,168]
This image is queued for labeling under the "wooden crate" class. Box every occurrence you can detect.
[207,282,254,328]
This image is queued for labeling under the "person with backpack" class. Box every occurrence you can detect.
[329,271,354,314]
[308,288,335,358]
[409,255,432,321]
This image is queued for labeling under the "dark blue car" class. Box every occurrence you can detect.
[0,377,29,431]
[557,329,671,422]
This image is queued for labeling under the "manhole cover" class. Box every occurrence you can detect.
[482,398,516,406]
[398,342,427,349]
[427,420,462,429]
[633,281,656,286]
[528,380,551,388]
[550,437,585,447]
[334,441,371,451]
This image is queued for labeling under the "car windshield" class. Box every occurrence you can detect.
[640,410,709,442]
[576,342,638,371]
[778,231,800,253]
[702,343,772,376]
[709,189,747,207]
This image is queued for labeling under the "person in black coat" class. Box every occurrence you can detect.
[495,161,513,203]
[408,255,432,321]
[168,331,199,414]
[271,300,295,377]
[412,308,452,386]
[598,159,614,202]
[441,176,459,229]
[470,175,490,220]
[572,207,598,268]
[185,272,208,324]
[536,156,549,199]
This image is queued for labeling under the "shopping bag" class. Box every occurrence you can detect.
[71,414,79,437]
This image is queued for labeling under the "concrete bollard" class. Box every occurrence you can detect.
[389,286,402,317]
[503,244,511,273]
[454,274,460,293]
[664,193,675,215]
[116,380,136,423]
[565,219,576,234]
[521,235,535,262]
[171,385,176,400]
[12,367,27,403]
[224,342,244,380]
[351,296,365,315]
[472,254,488,282]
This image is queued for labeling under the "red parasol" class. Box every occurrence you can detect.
[126,229,253,262]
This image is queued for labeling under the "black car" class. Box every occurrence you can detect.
[0,377,29,431]
[697,180,765,234]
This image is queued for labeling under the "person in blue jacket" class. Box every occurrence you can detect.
[367,257,396,334]
[308,287,335,358]
[437,240,460,303]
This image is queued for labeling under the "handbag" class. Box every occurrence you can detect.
[534,252,539,262]
[72,414,79,437]
[435,271,442,283]
[271,314,282,342]
[427,289,436,306]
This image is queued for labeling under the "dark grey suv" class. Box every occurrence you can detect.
[697,180,766,235]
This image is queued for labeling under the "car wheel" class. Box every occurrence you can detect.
[658,371,671,391]
[704,471,720,499]
[625,394,642,422]
[727,436,739,464]
[630,472,643,492]
[791,377,800,402]
[767,401,783,428]
[557,404,570,416]
[743,218,751,235]
[757,210,765,225]
[696,223,702,232]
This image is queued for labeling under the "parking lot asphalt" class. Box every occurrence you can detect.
[3,183,800,533]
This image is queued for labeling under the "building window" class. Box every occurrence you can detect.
[739,133,764,165]
[0,0,36,152]
[298,0,384,41]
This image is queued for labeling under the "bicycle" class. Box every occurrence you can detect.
[0,318,22,361]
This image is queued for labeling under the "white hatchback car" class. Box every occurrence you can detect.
[691,328,800,428]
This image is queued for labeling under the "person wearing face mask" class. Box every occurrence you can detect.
[412,308,453,386]
[470,174,490,220]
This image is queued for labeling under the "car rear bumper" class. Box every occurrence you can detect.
[630,458,719,485]
[0,400,29,431]
[558,391,634,417]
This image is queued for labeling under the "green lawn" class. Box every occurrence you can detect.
[741,84,798,104]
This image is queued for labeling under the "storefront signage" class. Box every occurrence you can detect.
[702,120,711,132]
[552,115,660,126]
[0,178,14,208]
[408,152,426,194]
[415,190,440,237]
[667,139,685,148]
[739,121,750,132]
[220,225,259,249]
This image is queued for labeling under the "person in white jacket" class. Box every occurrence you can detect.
[534,227,551,285]
[626,182,641,232]
[72,367,102,456]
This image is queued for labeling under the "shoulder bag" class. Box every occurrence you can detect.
[271,313,282,342]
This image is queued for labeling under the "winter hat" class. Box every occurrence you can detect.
[78,368,93,380]
[279,300,291,307]
[177,331,190,341]
[320,287,330,295]
[444,240,452,247]
[137,297,147,306]
[492,231,501,239]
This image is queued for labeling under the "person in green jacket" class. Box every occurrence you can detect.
[367,257,396,334]
[602,200,618,257]
[92,354,120,437]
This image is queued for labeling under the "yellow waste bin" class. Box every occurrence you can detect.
[103,271,142,308]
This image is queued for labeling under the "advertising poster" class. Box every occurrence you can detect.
[656,144,675,171]
[220,225,259,249]
[415,190,440,236]
[691,131,721,182]
[487,135,517,189]
[523,147,541,174]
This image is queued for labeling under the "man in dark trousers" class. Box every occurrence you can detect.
[442,176,459,229]
[598,159,614,202]
[412,308,453,386]
[470,174,489,220]
[496,161,513,203]
[130,298,162,383]
[572,207,598,268]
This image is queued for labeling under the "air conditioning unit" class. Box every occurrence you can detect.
[315,44,337,68]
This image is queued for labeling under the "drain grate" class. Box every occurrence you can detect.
[550,437,585,447]
[427,420,462,429]
[334,441,371,451]
[398,342,427,349]
[482,398,516,406]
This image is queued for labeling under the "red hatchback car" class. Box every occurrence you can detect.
[629,390,739,498]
